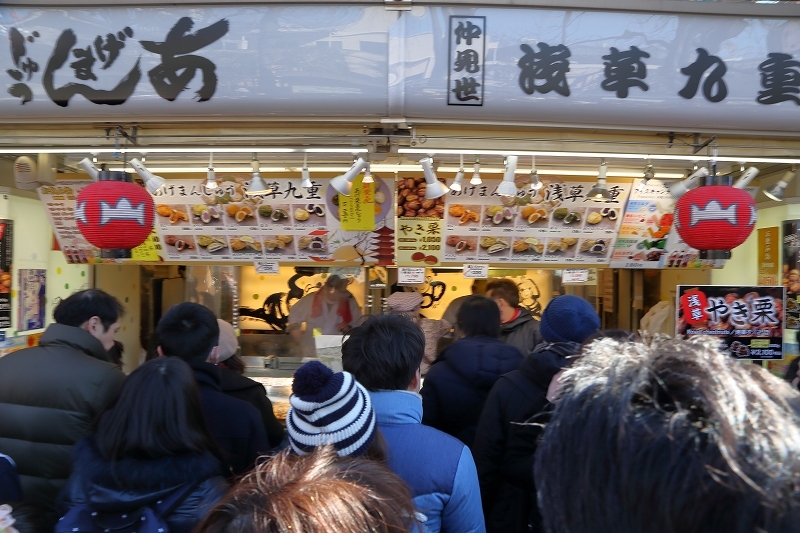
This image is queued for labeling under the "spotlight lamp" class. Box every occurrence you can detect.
[587,159,611,201]
[530,155,542,191]
[246,155,272,196]
[362,162,374,184]
[420,157,449,200]
[733,166,759,189]
[204,152,217,190]
[300,153,312,188]
[450,155,465,192]
[129,158,165,194]
[668,166,709,199]
[470,157,482,185]
[77,157,100,181]
[763,167,797,202]
[498,155,519,197]
[330,157,369,196]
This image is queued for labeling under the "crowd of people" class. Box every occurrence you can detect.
[0,282,799,533]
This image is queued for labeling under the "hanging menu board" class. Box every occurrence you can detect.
[610,179,726,269]
[38,182,98,264]
[150,175,395,265]
[441,179,631,265]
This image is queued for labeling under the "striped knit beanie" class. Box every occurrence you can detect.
[286,360,376,458]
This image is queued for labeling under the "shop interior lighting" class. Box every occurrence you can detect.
[330,157,369,196]
[530,156,542,191]
[362,162,374,184]
[635,161,655,192]
[245,154,272,196]
[450,155,465,192]
[300,154,312,189]
[498,155,519,197]
[470,157,482,185]
[204,152,217,190]
[419,157,450,199]
[77,157,100,180]
[763,167,797,202]
[733,166,759,189]
[667,166,709,199]
[129,157,166,194]
[586,159,611,201]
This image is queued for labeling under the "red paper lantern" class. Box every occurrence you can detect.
[75,180,155,250]
[674,185,756,258]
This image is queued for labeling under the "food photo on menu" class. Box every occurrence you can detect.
[445,235,478,259]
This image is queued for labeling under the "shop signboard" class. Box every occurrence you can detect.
[444,178,630,265]
[18,269,46,332]
[676,285,785,360]
[0,221,11,329]
[2,7,799,134]
[150,176,394,265]
[610,179,725,269]
[782,220,800,329]
[395,176,445,266]
[757,227,779,286]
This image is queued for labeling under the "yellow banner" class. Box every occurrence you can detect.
[130,229,162,262]
[757,227,778,286]
[395,217,443,266]
[339,176,375,231]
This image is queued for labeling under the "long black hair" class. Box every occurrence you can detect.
[94,357,221,462]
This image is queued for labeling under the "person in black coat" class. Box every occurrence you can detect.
[472,295,600,533]
[421,295,523,448]
[57,357,228,533]
[157,303,269,477]
[215,320,285,449]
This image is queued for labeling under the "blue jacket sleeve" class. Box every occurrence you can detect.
[441,446,486,533]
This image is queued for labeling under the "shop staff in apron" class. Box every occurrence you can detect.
[288,275,362,356]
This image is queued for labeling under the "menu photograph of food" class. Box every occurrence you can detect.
[443,179,630,264]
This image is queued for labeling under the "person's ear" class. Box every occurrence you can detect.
[156,346,165,357]
[408,367,422,392]
[208,346,220,364]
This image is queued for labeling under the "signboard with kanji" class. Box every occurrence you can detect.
[676,285,785,360]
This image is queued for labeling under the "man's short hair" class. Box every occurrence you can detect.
[457,295,501,338]
[535,337,800,533]
[156,302,219,363]
[485,278,519,308]
[341,314,424,391]
[194,446,417,533]
[53,289,124,331]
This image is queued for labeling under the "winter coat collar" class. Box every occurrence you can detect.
[40,323,109,362]
[500,307,534,333]
[436,337,523,389]
[187,360,222,391]
[519,341,581,391]
[370,390,422,425]
[218,367,259,392]
[72,436,221,494]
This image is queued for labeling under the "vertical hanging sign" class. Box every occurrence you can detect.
[447,16,486,106]
[757,227,779,286]
[0,221,12,329]
[339,176,375,231]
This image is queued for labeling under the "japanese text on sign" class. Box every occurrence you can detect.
[448,16,486,106]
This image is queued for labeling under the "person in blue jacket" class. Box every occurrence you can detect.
[421,295,523,449]
[342,314,486,533]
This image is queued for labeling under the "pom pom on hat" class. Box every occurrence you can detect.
[540,295,600,344]
[216,320,238,362]
[287,361,376,458]
[387,291,423,313]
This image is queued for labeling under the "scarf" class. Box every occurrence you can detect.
[310,289,353,325]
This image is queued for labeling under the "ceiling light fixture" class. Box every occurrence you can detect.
[636,160,655,192]
[668,166,709,199]
[498,155,519,197]
[330,157,369,196]
[470,157,482,185]
[246,154,272,196]
[129,158,165,194]
[530,155,542,191]
[204,152,217,190]
[587,159,611,201]
[300,153,312,188]
[362,162,373,184]
[450,155,465,192]
[763,167,797,202]
[733,166,759,189]
[420,157,449,199]
[77,157,100,180]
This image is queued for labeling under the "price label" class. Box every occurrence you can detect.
[253,260,280,274]
[463,264,489,279]
[562,268,590,283]
[398,267,426,285]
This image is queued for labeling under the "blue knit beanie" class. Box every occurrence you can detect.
[287,360,376,458]
[539,295,600,344]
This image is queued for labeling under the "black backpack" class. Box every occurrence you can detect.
[55,480,200,533]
